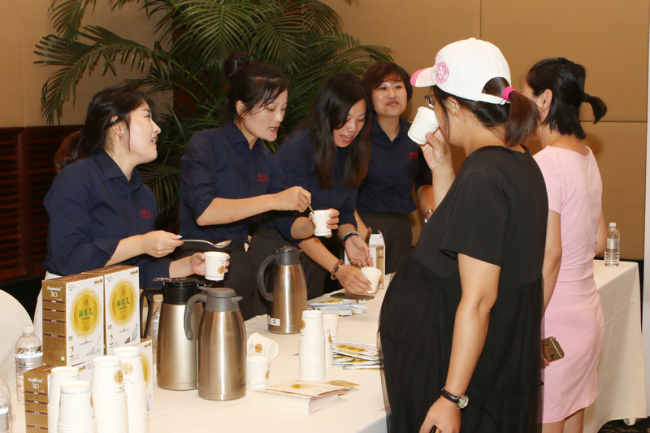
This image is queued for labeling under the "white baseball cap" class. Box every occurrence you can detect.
[410,38,512,105]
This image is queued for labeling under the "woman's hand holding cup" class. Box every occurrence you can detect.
[337,265,372,294]
[420,129,452,171]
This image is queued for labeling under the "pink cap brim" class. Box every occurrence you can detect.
[411,67,435,87]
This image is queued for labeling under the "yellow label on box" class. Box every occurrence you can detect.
[70,289,101,337]
[110,279,136,325]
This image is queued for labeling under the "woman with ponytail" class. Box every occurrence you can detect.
[178,52,313,319]
[524,58,607,433]
[379,39,548,433]
[37,86,209,341]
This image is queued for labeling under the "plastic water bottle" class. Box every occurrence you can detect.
[0,375,12,433]
[604,222,620,267]
[15,325,42,405]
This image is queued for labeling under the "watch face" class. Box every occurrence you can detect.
[458,395,469,409]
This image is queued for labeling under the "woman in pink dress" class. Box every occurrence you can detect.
[523,58,608,433]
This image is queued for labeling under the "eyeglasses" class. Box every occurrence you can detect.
[424,94,435,109]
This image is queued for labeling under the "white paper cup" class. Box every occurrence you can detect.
[311,210,332,237]
[324,326,333,371]
[322,314,339,338]
[247,332,279,359]
[113,347,145,386]
[361,267,382,294]
[58,381,95,426]
[408,106,440,145]
[205,251,230,281]
[246,356,270,390]
[301,310,324,338]
[91,356,125,399]
[49,366,80,410]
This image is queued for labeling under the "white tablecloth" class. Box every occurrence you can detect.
[584,260,646,432]
[11,260,646,432]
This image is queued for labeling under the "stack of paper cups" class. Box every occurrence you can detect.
[57,381,96,433]
[48,366,80,433]
[299,310,325,381]
[91,356,128,433]
[324,326,333,371]
[322,314,339,339]
[113,347,148,433]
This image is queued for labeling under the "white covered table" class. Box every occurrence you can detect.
[584,260,646,432]
[11,260,646,432]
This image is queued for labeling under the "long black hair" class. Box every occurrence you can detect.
[307,72,372,188]
[224,52,289,120]
[55,86,156,171]
[526,57,607,139]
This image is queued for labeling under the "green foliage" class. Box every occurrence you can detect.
[36,0,393,222]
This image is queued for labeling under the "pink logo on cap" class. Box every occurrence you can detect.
[435,62,449,84]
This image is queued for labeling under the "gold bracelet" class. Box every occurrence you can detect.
[331,259,344,280]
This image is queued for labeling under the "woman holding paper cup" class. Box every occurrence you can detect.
[37,87,211,341]
[43,87,209,285]
[524,58,607,433]
[354,62,434,274]
[379,38,547,433]
[251,72,374,298]
[179,52,313,319]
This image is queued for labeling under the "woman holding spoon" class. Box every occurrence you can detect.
[179,52,313,319]
[37,86,211,341]
[250,72,374,301]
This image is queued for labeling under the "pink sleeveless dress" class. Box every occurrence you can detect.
[534,146,605,423]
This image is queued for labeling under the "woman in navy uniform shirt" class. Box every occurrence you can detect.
[250,72,374,300]
[356,62,434,274]
[179,53,313,319]
[44,87,207,284]
[37,86,209,341]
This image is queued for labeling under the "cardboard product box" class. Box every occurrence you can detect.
[83,265,140,354]
[23,360,93,433]
[42,274,104,366]
[24,365,54,432]
[344,233,386,289]
[137,339,154,411]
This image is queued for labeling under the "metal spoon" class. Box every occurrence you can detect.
[182,239,232,249]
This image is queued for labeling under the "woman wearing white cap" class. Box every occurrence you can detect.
[379,38,547,433]
[524,58,607,433]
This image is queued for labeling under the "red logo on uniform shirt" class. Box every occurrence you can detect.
[258,174,269,182]
[409,151,419,159]
[141,209,153,219]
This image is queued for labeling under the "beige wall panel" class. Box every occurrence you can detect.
[0,1,26,127]
[321,0,481,119]
[560,121,644,259]
[16,0,170,127]
[481,0,649,122]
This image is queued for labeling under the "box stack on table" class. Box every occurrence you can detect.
[27,265,145,432]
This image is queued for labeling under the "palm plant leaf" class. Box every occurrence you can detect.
[163,0,260,69]
[293,0,340,35]
[49,0,97,40]
[35,26,167,123]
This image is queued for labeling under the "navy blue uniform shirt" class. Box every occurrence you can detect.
[356,117,432,215]
[179,121,288,244]
[43,150,171,288]
[269,127,358,244]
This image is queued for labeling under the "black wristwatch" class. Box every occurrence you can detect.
[440,388,468,409]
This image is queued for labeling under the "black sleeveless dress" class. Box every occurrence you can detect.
[379,146,547,433]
